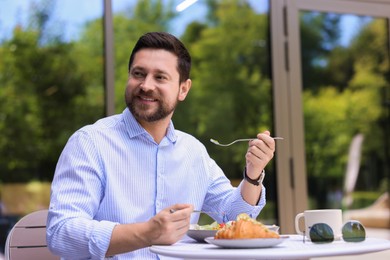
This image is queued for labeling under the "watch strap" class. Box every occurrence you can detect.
[243,167,265,186]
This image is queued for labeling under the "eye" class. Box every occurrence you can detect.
[131,70,145,78]
[155,74,167,81]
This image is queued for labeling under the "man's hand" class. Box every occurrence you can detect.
[106,204,193,256]
[245,131,275,180]
[146,204,193,245]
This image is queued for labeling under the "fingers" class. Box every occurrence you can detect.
[169,204,193,226]
[249,133,275,156]
[169,204,193,214]
[246,131,275,170]
[256,131,275,149]
[149,204,193,245]
[167,203,193,229]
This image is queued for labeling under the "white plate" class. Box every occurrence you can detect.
[187,225,279,243]
[204,236,288,248]
[187,230,217,242]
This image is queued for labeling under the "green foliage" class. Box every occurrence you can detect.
[174,0,273,178]
[301,15,389,208]
[300,12,342,93]
[304,88,351,178]
[349,191,382,209]
[0,7,103,182]
[303,83,382,178]
[0,0,388,206]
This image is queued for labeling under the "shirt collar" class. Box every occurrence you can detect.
[123,108,177,144]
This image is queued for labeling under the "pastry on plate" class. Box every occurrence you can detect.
[215,213,280,239]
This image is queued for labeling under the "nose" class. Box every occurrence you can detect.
[140,75,155,92]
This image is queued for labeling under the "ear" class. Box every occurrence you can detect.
[178,79,192,101]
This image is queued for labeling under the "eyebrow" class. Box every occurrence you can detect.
[131,66,171,78]
[129,66,145,72]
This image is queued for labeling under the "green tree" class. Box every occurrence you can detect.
[175,0,273,178]
[301,16,389,207]
[0,3,102,182]
[300,12,343,93]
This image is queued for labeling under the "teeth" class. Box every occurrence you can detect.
[140,97,155,101]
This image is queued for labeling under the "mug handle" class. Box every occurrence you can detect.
[295,212,304,235]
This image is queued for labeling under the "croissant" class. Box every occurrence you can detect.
[215,213,280,239]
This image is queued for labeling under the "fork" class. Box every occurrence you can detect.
[192,210,222,215]
[210,137,284,147]
[170,209,223,215]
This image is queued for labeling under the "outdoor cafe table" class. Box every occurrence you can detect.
[150,235,390,260]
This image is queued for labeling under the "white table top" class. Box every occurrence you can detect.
[150,235,390,260]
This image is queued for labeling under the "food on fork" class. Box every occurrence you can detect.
[215,213,280,239]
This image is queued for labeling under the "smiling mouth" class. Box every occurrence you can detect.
[139,96,157,102]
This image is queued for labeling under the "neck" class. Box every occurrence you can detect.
[139,118,170,144]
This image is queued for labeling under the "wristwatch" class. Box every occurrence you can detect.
[243,167,265,186]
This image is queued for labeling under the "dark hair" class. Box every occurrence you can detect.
[128,32,191,83]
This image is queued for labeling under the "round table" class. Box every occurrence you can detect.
[150,235,390,260]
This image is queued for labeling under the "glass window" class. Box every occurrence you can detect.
[299,11,390,212]
[0,0,104,215]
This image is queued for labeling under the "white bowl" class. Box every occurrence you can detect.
[187,229,217,242]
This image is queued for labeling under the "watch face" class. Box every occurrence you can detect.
[259,172,265,183]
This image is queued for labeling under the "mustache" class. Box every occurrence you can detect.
[136,89,158,99]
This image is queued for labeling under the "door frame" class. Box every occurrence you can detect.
[271,0,390,233]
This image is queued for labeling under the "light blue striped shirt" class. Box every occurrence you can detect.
[47,108,265,260]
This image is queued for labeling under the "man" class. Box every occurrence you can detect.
[47,32,276,259]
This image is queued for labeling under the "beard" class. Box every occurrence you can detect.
[126,89,178,122]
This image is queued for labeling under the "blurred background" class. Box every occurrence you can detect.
[0,0,389,254]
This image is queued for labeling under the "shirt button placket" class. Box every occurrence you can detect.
[155,146,165,213]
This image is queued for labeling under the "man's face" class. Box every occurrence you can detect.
[125,49,190,123]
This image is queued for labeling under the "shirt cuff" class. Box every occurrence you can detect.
[229,181,266,219]
[89,220,118,259]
